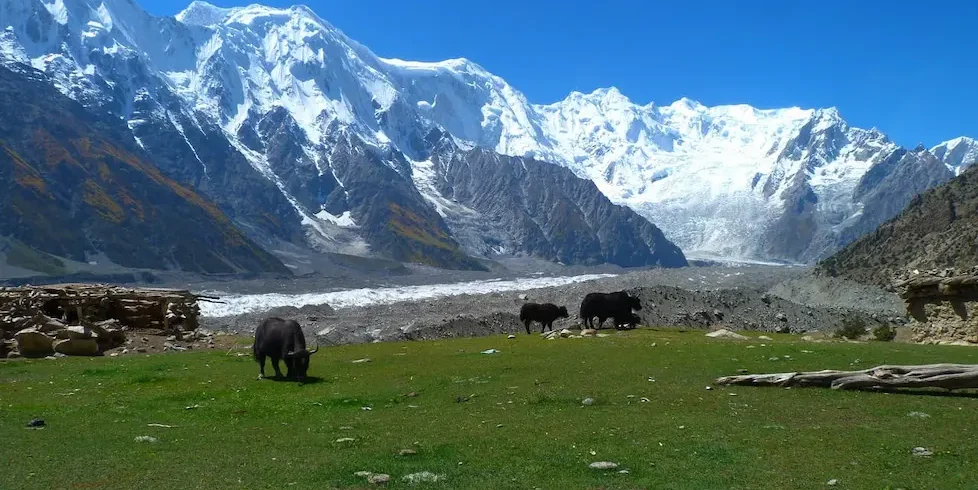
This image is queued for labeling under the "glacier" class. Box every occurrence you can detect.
[198,273,617,317]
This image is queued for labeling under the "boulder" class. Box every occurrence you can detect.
[34,314,68,334]
[0,339,14,358]
[53,338,100,356]
[15,328,54,357]
[96,329,127,350]
[1,316,31,333]
[581,329,597,337]
[705,329,749,341]
[90,320,120,337]
[56,326,95,340]
[559,329,573,338]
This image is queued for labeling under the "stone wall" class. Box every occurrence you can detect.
[896,269,978,345]
[1,284,207,358]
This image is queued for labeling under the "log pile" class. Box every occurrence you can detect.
[715,364,978,392]
[893,268,978,345]
[0,284,214,358]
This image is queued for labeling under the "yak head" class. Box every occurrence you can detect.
[557,306,569,318]
[285,343,319,381]
[628,295,642,311]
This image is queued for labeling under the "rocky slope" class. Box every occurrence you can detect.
[0,0,686,270]
[0,64,288,274]
[818,163,978,287]
[201,266,898,346]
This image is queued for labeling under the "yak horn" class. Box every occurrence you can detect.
[308,343,320,355]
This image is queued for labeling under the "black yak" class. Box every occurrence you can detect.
[519,303,569,334]
[253,317,319,381]
[579,291,642,330]
[613,311,642,330]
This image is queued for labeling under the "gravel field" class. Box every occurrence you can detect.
[202,265,906,346]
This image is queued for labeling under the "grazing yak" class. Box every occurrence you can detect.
[579,291,642,330]
[253,317,319,381]
[519,302,569,334]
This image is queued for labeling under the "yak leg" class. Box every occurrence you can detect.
[271,357,284,378]
[595,316,606,330]
[257,354,267,379]
[524,319,532,335]
[284,358,295,379]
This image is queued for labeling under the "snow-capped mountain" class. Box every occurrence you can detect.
[0,0,973,267]
[932,137,978,176]
[0,0,686,270]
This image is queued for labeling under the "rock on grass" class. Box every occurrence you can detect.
[589,461,619,470]
[367,474,391,484]
[912,447,933,457]
[705,329,748,340]
[402,472,444,483]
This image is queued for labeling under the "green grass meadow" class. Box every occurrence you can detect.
[2,329,978,489]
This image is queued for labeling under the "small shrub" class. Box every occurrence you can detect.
[834,318,867,339]
[872,324,897,342]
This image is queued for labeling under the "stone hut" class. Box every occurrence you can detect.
[895,268,978,345]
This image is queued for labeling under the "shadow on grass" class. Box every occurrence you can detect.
[870,387,978,399]
[261,375,326,385]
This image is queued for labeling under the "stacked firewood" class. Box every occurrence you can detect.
[0,284,214,358]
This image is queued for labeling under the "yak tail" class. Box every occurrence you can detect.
[252,327,262,362]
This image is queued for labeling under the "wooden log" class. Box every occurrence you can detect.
[714,364,978,391]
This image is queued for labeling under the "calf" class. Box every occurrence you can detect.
[614,312,642,330]
[253,317,319,381]
[579,291,642,330]
[519,303,570,334]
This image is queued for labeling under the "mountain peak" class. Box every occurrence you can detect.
[814,106,842,120]
[561,87,634,107]
[812,107,845,131]
[380,56,487,76]
[939,136,978,149]
[176,2,329,28]
[932,136,978,174]
[175,1,237,26]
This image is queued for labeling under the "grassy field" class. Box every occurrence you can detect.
[2,329,978,489]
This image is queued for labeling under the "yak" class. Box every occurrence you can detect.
[579,291,642,330]
[613,311,642,330]
[253,317,319,381]
[519,302,570,334]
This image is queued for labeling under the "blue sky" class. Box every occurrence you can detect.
[144,0,977,147]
